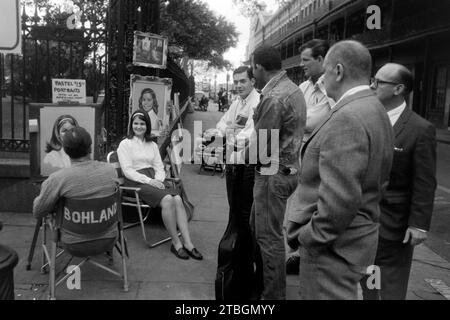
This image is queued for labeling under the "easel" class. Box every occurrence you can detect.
[26,102,101,271]
[25,178,45,270]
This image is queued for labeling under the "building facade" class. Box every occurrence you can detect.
[248,0,450,129]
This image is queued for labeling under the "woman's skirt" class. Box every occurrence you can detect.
[123,167,179,208]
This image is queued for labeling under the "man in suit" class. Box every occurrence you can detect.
[285,38,334,275]
[361,63,437,300]
[286,40,394,300]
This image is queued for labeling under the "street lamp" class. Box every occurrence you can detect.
[226,72,230,99]
[214,74,217,100]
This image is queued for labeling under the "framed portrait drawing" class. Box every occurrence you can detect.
[39,105,96,177]
[133,31,168,69]
[129,74,173,137]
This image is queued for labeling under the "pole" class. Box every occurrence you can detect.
[214,74,217,99]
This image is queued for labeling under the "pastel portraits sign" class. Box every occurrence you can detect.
[132,31,168,69]
[52,79,86,104]
[129,75,172,137]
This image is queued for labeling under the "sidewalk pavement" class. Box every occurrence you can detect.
[1,103,449,300]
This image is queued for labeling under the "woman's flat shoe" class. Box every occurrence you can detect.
[185,247,203,260]
[170,245,189,260]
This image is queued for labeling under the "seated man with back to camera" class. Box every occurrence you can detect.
[33,126,119,249]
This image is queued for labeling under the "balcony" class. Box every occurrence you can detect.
[391,7,450,40]
[350,28,390,47]
[350,5,450,49]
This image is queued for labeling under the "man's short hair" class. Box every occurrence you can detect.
[299,39,329,59]
[395,65,414,95]
[252,45,282,72]
[62,126,92,159]
[233,66,254,79]
[327,40,372,81]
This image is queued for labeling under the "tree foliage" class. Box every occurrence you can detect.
[160,0,238,69]
[232,0,287,17]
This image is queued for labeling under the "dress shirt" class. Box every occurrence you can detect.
[299,75,334,140]
[216,88,260,136]
[387,101,406,126]
[117,136,166,183]
[332,85,371,109]
[215,89,260,164]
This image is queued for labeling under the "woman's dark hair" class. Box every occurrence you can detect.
[139,88,159,114]
[127,110,153,142]
[45,114,79,153]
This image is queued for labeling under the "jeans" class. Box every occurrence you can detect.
[250,170,297,300]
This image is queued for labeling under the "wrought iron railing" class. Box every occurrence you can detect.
[0,0,109,153]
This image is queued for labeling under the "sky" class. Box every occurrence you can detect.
[202,0,279,84]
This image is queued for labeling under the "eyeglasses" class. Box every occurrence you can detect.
[370,77,401,89]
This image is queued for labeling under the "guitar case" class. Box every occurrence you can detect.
[215,169,263,300]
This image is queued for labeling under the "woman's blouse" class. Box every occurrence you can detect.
[148,109,160,132]
[42,149,71,176]
[117,136,166,183]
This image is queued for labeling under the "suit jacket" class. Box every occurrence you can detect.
[380,107,437,241]
[287,89,394,267]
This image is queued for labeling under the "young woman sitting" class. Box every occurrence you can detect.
[117,110,203,260]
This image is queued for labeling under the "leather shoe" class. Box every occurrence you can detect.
[185,247,203,260]
[170,245,189,260]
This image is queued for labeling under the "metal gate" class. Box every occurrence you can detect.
[0,0,109,153]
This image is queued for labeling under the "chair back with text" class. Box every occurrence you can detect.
[57,191,121,257]
[42,188,128,299]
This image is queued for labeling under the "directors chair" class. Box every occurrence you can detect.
[40,189,128,300]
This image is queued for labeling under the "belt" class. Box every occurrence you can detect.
[255,164,298,175]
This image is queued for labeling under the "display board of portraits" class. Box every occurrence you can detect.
[39,105,96,177]
[129,74,173,137]
[132,31,168,69]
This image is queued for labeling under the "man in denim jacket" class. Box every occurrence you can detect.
[248,44,306,299]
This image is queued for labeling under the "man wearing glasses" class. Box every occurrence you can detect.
[287,40,394,299]
[361,63,437,300]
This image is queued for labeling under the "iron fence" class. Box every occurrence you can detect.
[0,0,109,153]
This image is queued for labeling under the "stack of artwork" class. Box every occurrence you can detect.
[131,31,172,137]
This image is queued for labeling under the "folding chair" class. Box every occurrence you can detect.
[107,151,182,248]
[40,189,128,300]
[195,132,226,177]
